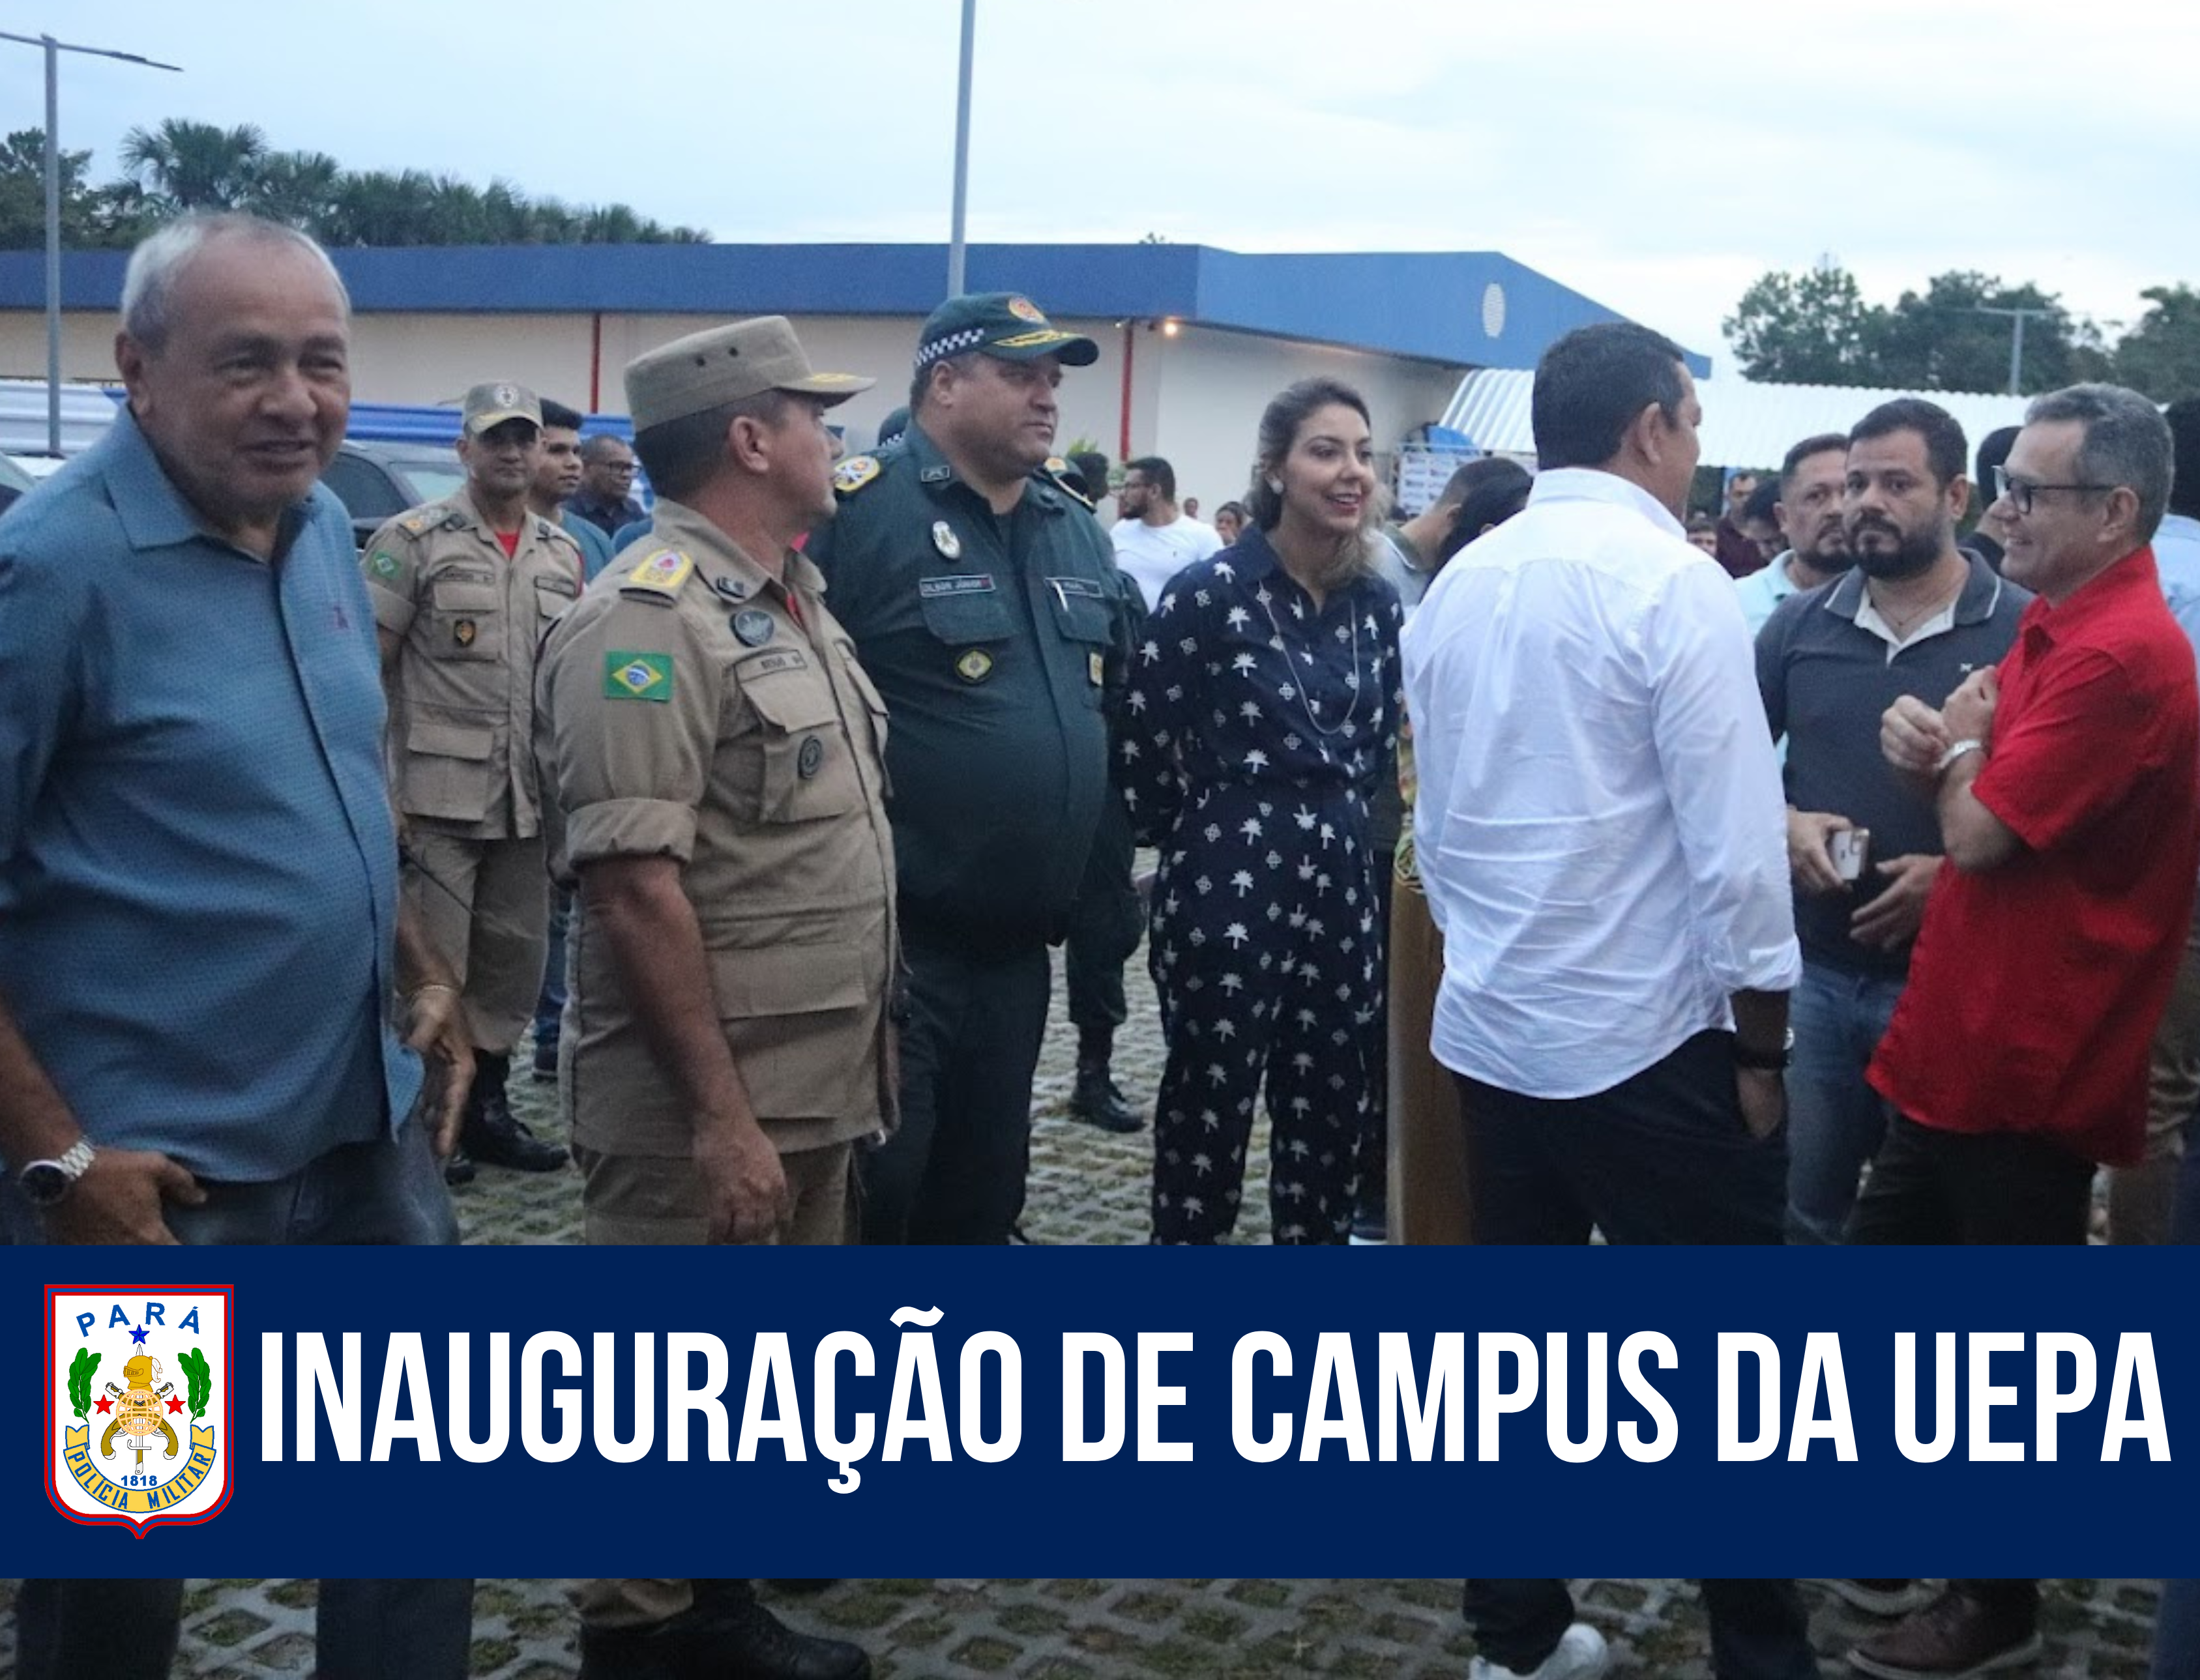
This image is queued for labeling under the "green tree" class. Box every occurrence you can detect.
[1723,265,1883,383]
[119,118,269,211]
[245,149,343,230]
[0,128,98,248]
[2113,285,2200,401]
[1870,272,2090,394]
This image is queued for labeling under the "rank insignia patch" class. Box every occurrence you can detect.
[48,1287,231,1533]
[833,456,880,494]
[956,648,994,684]
[605,651,674,702]
[624,549,694,595]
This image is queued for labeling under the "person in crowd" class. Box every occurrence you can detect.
[1386,456,1531,1244]
[1738,476,1786,568]
[1735,433,1852,636]
[1403,322,1797,1245]
[567,432,645,536]
[1122,376,1404,1243]
[531,398,616,582]
[1213,499,1246,545]
[0,209,476,1677]
[1758,401,2029,1245]
[1858,383,2197,1250]
[1686,510,1720,554]
[364,382,580,1182]
[810,293,1124,1244]
[1963,425,2021,572]
[1463,1580,1818,1680]
[1715,467,1770,577]
[536,317,884,1680]
[2117,396,2200,1245]
[1375,459,1486,613]
[1183,495,1201,519]
[1111,454,1223,609]
[875,405,911,450]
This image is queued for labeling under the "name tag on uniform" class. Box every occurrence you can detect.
[919,573,997,598]
[736,648,812,678]
[1047,575,1107,600]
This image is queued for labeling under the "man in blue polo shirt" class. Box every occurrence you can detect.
[0,211,475,1680]
[1755,398,2031,1245]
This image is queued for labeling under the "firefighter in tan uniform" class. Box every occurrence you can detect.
[364,381,579,1180]
[538,320,885,1679]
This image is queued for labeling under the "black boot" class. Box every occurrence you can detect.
[458,1050,566,1172]
[578,1582,870,1680]
[1069,1030,1143,1133]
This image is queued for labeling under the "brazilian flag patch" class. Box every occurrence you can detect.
[604,651,674,702]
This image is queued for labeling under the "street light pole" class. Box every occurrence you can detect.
[946,0,976,299]
[0,29,183,457]
[1971,304,2054,396]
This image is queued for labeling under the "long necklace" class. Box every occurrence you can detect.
[1870,575,1963,636]
[1259,585,1364,739]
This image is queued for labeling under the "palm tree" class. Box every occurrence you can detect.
[119,118,268,212]
[246,149,342,230]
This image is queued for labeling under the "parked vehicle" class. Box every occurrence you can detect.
[321,440,467,549]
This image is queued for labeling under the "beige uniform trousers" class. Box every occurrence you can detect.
[403,827,549,1052]
[2111,905,2200,1243]
[1385,880,1477,1245]
[574,1140,855,1249]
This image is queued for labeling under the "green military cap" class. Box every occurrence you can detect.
[914,292,1100,372]
[625,316,875,431]
[461,381,542,437]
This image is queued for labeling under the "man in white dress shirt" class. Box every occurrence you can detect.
[1401,321,1800,1245]
[1109,456,1222,609]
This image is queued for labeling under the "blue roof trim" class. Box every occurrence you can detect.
[1,243,1705,374]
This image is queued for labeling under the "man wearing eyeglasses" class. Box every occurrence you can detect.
[1863,383,2199,1247]
[568,434,645,538]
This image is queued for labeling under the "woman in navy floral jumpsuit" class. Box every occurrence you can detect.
[1122,379,1403,1243]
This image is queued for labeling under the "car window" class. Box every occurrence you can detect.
[321,452,408,521]
[386,461,467,505]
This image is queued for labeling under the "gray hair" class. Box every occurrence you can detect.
[121,212,349,353]
[2024,383,2175,543]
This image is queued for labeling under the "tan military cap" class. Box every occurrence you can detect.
[461,381,542,437]
[625,317,875,431]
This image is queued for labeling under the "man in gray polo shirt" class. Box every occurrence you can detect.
[1755,398,2031,1244]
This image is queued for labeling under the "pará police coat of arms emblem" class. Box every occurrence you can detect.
[47,1287,231,1533]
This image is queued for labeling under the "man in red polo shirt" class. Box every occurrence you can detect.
[1860,382,2200,1247]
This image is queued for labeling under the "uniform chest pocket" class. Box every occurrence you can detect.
[728,663,862,823]
[533,577,579,621]
[917,585,1014,645]
[426,577,501,661]
[1045,577,1113,704]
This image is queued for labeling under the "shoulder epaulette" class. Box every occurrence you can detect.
[618,546,694,603]
[834,456,882,496]
[1043,457,1094,509]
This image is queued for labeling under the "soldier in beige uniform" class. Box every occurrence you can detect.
[364,382,580,1178]
[537,323,885,1679]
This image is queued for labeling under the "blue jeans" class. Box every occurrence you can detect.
[533,885,574,1051]
[1786,960,1905,1245]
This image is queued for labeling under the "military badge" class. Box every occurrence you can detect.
[454,618,477,648]
[1006,295,1046,323]
[797,736,825,779]
[955,648,994,684]
[931,521,962,560]
[48,1287,231,1533]
[368,549,401,581]
[604,650,674,702]
[733,609,776,647]
[833,456,881,495]
[711,575,750,602]
[624,549,694,596]
[494,383,518,408]
[1089,650,1106,686]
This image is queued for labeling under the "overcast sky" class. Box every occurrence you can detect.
[12,0,2198,372]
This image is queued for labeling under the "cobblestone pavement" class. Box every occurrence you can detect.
[5,941,2157,1675]
[0,1576,2166,1678]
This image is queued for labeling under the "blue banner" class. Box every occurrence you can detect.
[15,1247,2193,1578]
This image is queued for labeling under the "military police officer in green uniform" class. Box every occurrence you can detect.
[809,292,1128,1245]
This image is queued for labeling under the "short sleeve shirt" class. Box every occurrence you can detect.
[535,502,897,1157]
[1869,549,2200,1164]
[362,491,584,837]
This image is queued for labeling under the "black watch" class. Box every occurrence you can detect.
[1733,1028,1795,1073]
[17,1138,96,1208]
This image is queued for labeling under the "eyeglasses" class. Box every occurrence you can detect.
[1992,465,2115,516]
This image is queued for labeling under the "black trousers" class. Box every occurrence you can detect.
[1063,786,1142,1042]
[1456,1030,1786,1245]
[860,932,1051,1245]
[1462,1578,1815,1680]
[15,1578,474,1680]
[1845,1114,2094,1244]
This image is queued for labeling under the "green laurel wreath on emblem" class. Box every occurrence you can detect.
[67,1348,100,1419]
[180,1346,213,1420]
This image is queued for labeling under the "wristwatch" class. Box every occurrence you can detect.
[17,1138,95,1208]
[1733,1029,1795,1073]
